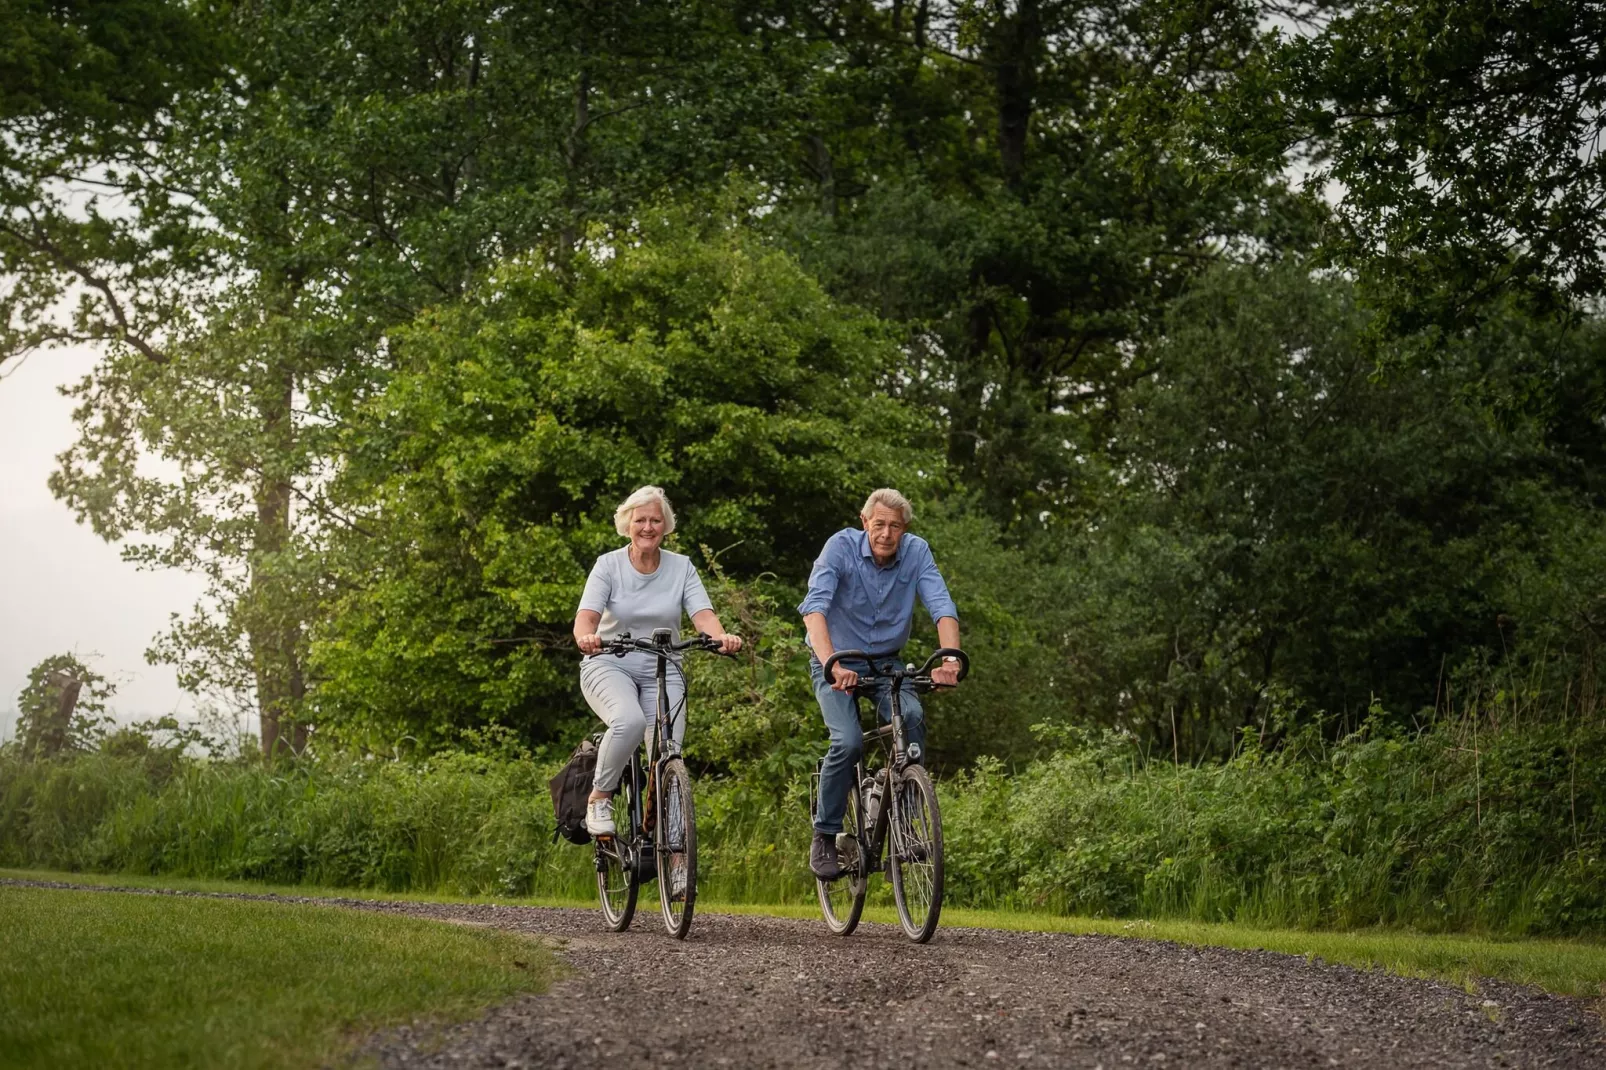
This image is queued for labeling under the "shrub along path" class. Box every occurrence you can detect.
[5,879,1603,1068]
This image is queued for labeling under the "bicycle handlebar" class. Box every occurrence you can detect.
[591,629,730,658]
[821,647,970,688]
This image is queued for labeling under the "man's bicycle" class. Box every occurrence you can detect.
[591,628,724,939]
[810,646,969,943]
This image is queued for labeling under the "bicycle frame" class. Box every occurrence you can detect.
[590,628,724,924]
[819,647,969,875]
[592,631,689,875]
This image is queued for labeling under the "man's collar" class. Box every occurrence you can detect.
[854,527,900,567]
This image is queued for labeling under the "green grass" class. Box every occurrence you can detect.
[0,866,594,909]
[0,883,554,1070]
[8,867,1606,1002]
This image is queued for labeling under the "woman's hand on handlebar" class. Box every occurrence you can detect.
[576,633,603,655]
[713,633,743,655]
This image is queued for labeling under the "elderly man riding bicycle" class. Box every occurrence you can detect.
[799,488,963,882]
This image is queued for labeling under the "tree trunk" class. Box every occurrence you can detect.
[36,673,82,758]
[808,133,837,217]
[558,66,591,268]
[252,367,305,760]
[990,0,1041,193]
[947,292,993,473]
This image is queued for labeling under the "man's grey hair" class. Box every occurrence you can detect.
[614,485,677,537]
[860,488,913,524]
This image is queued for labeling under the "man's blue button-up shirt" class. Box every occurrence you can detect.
[797,529,959,658]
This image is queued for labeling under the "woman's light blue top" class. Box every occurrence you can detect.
[579,547,713,645]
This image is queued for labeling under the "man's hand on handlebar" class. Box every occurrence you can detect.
[929,659,962,688]
[829,663,859,691]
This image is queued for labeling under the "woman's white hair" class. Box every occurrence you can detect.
[614,485,677,537]
[860,488,914,524]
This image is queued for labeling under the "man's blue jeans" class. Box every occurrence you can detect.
[810,655,925,835]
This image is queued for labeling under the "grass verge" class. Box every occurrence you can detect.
[0,866,593,909]
[0,883,554,1070]
[8,867,1605,999]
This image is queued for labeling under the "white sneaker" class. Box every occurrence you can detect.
[585,798,615,836]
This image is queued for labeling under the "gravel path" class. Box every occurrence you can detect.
[8,878,1604,1068]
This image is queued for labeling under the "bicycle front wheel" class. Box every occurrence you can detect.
[888,764,943,943]
[656,757,697,939]
[815,774,867,936]
[596,783,638,931]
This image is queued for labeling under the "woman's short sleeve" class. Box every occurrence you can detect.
[578,555,613,615]
[681,560,714,618]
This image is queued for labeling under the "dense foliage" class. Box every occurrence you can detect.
[4,710,1602,933]
[312,215,927,745]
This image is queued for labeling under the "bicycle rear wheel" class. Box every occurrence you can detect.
[595,778,639,931]
[656,758,697,939]
[888,764,943,943]
[815,775,867,936]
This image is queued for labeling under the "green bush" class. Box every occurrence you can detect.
[2,715,1601,933]
[964,719,1606,933]
[0,749,595,900]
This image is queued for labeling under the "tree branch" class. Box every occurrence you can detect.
[1,215,168,363]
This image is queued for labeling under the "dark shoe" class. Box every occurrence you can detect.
[810,831,842,881]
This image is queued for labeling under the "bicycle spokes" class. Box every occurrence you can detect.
[888,766,944,943]
[813,768,868,936]
[596,771,640,931]
[597,836,638,932]
[657,758,697,939]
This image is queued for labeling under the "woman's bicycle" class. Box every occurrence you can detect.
[590,628,724,939]
[810,646,970,943]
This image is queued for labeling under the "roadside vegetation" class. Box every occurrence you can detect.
[4,704,1602,937]
[0,884,552,1070]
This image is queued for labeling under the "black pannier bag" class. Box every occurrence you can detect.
[549,737,598,845]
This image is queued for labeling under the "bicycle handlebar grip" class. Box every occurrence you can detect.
[822,649,871,680]
[918,647,970,683]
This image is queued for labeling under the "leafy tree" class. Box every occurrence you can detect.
[0,0,220,366]
[1045,261,1606,754]
[1201,0,1606,332]
[12,653,115,759]
[19,0,813,755]
[762,0,1322,527]
[310,216,931,745]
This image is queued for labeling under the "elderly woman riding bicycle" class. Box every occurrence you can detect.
[573,485,742,839]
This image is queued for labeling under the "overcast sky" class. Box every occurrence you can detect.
[0,344,206,740]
